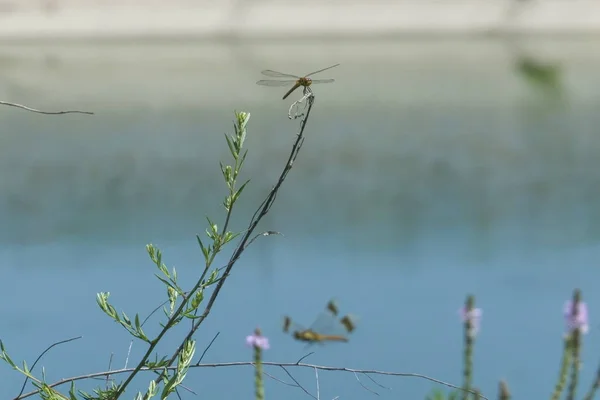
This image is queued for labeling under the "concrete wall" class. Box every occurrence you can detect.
[1,0,600,39]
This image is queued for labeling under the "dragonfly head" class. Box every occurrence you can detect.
[298,77,312,87]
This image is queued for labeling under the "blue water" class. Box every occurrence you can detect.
[1,39,600,400]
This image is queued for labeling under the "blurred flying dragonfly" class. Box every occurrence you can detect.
[256,64,340,100]
[283,299,357,344]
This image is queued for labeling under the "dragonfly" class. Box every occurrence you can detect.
[256,64,340,100]
[283,299,356,343]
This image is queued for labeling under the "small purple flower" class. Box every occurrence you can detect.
[563,300,589,334]
[459,307,483,336]
[246,332,270,350]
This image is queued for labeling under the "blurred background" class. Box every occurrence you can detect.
[1,2,600,400]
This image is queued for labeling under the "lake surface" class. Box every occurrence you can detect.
[1,38,600,400]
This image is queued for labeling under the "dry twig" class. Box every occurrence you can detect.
[15,360,488,400]
[0,101,93,115]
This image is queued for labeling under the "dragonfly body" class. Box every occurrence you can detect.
[283,299,356,344]
[292,330,349,343]
[256,64,339,100]
[282,77,312,100]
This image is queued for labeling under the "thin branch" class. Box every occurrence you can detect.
[296,352,315,364]
[141,299,170,327]
[280,365,317,400]
[315,367,321,400]
[246,230,284,249]
[195,332,220,365]
[354,371,379,396]
[0,101,93,115]
[174,388,184,400]
[16,336,82,398]
[363,372,391,390]
[15,360,487,400]
[105,353,114,389]
[263,370,296,387]
[124,340,133,369]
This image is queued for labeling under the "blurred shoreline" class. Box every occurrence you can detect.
[1,0,600,40]
[1,40,600,109]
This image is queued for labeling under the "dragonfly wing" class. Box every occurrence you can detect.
[283,316,306,334]
[308,300,357,338]
[340,314,358,333]
[307,300,340,334]
[260,70,301,79]
[310,79,335,84]
[256,79,297,87]
[319,314,357,338]
[305,63,340,77]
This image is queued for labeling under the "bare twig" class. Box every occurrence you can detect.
[105,353,113,388]
[141,299,170,327]
[246,230,284,249]
[354,371,379,396]
[363,372,391,390]
[280,365,317,400]
[315,367,321,400]
[263,370,296,387]
[16,336,82,398]
[0,101,93,115]
[15,360,487,400]
[296,352,315,364]
[195,332,220,365]
[124,340,133,369]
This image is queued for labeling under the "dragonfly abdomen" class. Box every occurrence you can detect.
[294,330,349,343]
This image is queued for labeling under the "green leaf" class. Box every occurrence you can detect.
[146,380,158,399]
[223,231,241,244]
[196,235,211,262]
[182,312,202,320]
[224,133,238,159]
[206,269,220,285]
[157,262,170,278]
[191,289,204,309]
[136,326,150,343]
[167,286,178,314]
[68,382,77,400]
[96,292,109,308]
[223,195,232,211]
[232,179,250,204]
[237,111,250,129]
[146,244,156,260]
[154,274,178,292]
[145,355,170,368]
[22,360,30,374]
[0,341,16,367]
[122,312,132,327]
[161,373,179,399]
[205,217,218,239]
[223,196,229,209]
[238,149,248,172]
[220,162,234,187]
